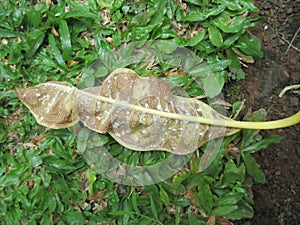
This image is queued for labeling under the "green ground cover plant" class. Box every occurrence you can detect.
[1,0,298,224]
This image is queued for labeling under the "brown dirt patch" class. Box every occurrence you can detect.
[236,0,300,224]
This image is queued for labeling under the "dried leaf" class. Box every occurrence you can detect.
[15,81,79,128]
[14,68,257,155]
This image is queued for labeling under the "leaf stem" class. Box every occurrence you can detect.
[77,89,300,130]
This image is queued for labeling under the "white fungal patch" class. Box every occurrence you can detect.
[152,115,159,122]
[164,105,170,112]
[147,144,158,149]
[162,120,168,127]
[41,94,50,100]
[112,122,120,128]
[157,102,162,111]
[96,115,103,120]
[43,82,75,92]
[120,130,127,136]
[46,99,58,113]
[168,127,177,132]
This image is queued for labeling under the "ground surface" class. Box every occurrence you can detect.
[238,0,300,224]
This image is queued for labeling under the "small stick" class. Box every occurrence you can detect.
[285,26,300,54]
[279,84,300,98]
[232,99,245,120]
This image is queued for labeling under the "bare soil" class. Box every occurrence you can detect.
[236,0,300,224]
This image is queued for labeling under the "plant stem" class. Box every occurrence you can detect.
[77,89,300,130]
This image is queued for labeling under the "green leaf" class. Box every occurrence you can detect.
[184,0,202,6]
[226,200,254,220]
[235,35,263,58]
[197,177,213,212]
[208,26,223,48]
[184,13,205,22]
[25,5,44,28]
[161,182,186,195]
[241,0,259,12]
[241,109,267,148]
[202,71,226,98]
[199,140,222,172]
[113,29,122,47]
[63,211,86,224]
[12,7,25,27]
[26,30,46,57]
[223,31,243,48]
[159,186,169,205]
[76,128,90,154]
[150,0,166,27]
[49,34,68,70]
[187,31,206,47]
[172,172,190,185]
[218,0,242,11]
[188,208,202,225]
[79,67,95,88]
[150,194,158,219]
[131,188,140,213]
[0,28,18,38]
[242,135,282,154]
[62,10,102,21]
[188,63,212,77]
[59,20,72,59]
[89,133,110,147]
[154,40,178,54]
[87,167,96,198]
[205,5,226,18]
[212,11,248,33]
[175,8,184,21]
[184,5,226,22]
[107,210,134,216]
[41,215,52,225]
[95,66,109,78]
[242,153,266,183]
[212,205,238,217]
[173,197,191,207]
[221,160,245,186]
[207,58,231,72]
[31,155,43,167]
[226,48,245,79]
[214,192,243,206]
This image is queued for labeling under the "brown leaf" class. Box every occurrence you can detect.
[16,69,239,155]
[15,81,79,129]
